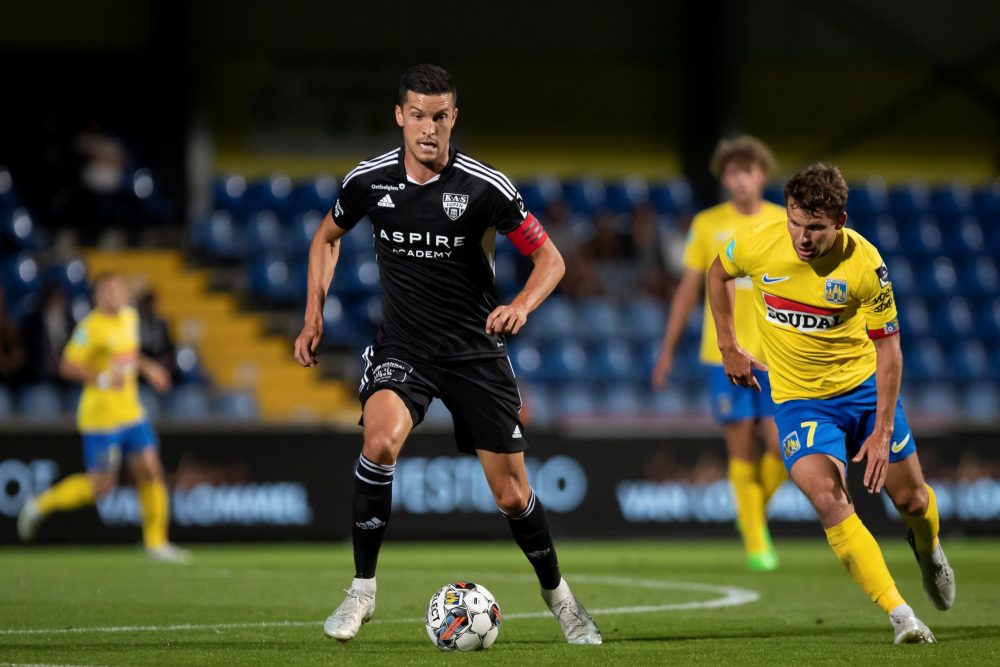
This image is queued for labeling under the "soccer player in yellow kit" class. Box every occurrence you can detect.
[707,164,954,644]
[17,272,190,564]
[653,136,788,571]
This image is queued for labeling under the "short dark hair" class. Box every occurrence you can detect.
[398,64,456,106]
[709,135,776,178]
[784,163,849,219]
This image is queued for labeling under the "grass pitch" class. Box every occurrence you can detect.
[2,539,998,665]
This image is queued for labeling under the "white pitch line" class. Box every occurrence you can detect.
[1,576,758,637]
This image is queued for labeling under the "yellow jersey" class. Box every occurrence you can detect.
[718,219,899,403]
[682,200,785,364]
[62,306,144,431]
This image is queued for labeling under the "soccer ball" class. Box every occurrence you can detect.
[425,581,502,651]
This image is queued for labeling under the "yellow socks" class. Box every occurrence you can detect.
[898,483,941,553]
[137,480,169,550]
[35,474,95,516]
[825,513,905,614]
[729,458,768,554]
[759,451,788,503]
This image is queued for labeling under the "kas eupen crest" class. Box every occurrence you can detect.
[442,193,469,220]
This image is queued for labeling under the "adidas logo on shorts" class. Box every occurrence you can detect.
[377,194,395,208]
[512,425,522,439]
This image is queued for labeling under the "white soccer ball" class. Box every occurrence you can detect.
[425,581,502,651]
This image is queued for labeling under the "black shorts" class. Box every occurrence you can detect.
[358,346,527,455]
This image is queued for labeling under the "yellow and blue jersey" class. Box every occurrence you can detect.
[718,218,899,403]
[682,200,785,365]
[62,306,144,431]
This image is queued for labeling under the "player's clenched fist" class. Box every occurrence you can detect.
[294,321,323,367]
[485,304,528,335]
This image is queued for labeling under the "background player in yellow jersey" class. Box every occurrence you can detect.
[17,272,190,564]
[652,136,788,571]
[707,163,954,643]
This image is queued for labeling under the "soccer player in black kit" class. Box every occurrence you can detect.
[293,65,602,645]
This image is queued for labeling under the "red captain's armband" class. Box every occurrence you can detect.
[506,214,548,256]
[867,318,900,339]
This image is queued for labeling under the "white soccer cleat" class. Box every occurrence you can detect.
[17,498,42,543]
[324,579,376,642]
[907,531,955,611]
[147,543,193,565]
[890,607,936,644]
[542,578,602,645]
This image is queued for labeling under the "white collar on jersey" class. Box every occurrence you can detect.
[406,172,441,186]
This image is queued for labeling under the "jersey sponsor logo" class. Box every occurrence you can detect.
[443,193,469,220]
[782,431,801,459]
[763,293,845,332]
[875,262,890,287]
[871,288,894,314]
[379,229,466,259]
[371,182,405,191]
[761,273,789,284]
[824,278,848,304]
[891,433,911,454]
[377,194,395,208]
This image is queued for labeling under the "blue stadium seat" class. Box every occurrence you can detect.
[972,180,1000,219]
[898,297,931,338]
[0,165,21,214]
[244,210,283,256]
[870,216,903,256]
[763,184,784,206]
[575,298,623,341]
[347,293,383,330]
[166,384,212,420]
[247,174,294,216]
[192,210,243,259]
[174,345,209,385]
[290,175,338,215]
[621,298,666,341]
[590,339,636,381]
[846,178,888,220]
[976,297,1000,341]
[935,297,975,339]
[944,215,986,257]
[929,182,973,219]
[493,251,520,300]
[529,296,576,340]
[319,295,365,347]
[521,384,554,427]
[2,207,45,251]
[17,384,64,420]
[509,340,544,381]
[562,177,606,214]
[603,382,644,416]
[339,218,376,255]
[911,384,960,420]
[0,384,12,419]
[287,210,324,255]
[950,340,991,381]
[249,252,305,304]
[1,252,41,300]
[540,340,589,382]
[331,251,380,296]
[649,178,694,215]
[902,216,944,258]
[885,256,915,297]
[959,255,999,298]
[888,181,930,221]
[46,258,89,297]
[648,385,692,415]
[215,391,259,420]
[905,339,947,382]
[213,174,249,217]
[918,256,958,298]
[553,385,597,418]
[605,176,650,214]
[962,382,1000,422]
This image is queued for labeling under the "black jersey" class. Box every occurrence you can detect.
[332,147,532,361]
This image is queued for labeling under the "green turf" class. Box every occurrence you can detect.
[2,539,998,665]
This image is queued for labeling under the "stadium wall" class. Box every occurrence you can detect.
[2,428,998,544]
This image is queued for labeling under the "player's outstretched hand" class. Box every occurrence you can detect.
[144,363,172,393]
[720,345,768,392]
[486,304,528,335]
[853,430,890,494]
[294,321,323,368]
[651,350,673,391]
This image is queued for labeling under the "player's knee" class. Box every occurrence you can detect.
[893,483,928,516]
[362,431,402,466]
[90,473,117,498]
[809,489,852,523]
[494,483,530,516]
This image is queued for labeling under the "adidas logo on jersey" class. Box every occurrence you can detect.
[355,516,386,530]
[377,194,395,208]
[512,425,522,439]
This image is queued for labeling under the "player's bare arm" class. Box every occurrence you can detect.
[58,357,123,390]
[853,333,903,494]
[294,211,346,367]
[138,355,172,393]
[486,238,565,336]
[706,257,766,391]
[652,267,703,390]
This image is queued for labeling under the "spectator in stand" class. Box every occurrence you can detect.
[21,282,73,385]
[0,287,27,386]
[137,289,177,383]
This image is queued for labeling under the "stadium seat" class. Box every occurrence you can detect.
[912,384,960,420]
[870,216,903,256]
[287,210,324,254]
[331,251,380,296]
[347,293,383,332]
[976,297,1000,341]
[605,175,650,214]
[649,178,694,215]
[247,174,294,216]
[0,384,12,419]
[575,298,623,341]
[339,218,376,255]
[590,339,636,381]
[1,252,41,301]
[621,297,667,342]
[959,255,999,298]
[318,295,365,348]
[885,256,915,297]
[215,391,259,420]
[562,177,606,214]
[888,181,930,221]
[0,165,21,214]
[213,174,249,217]
[962,382,1000,422]
[16,384,64,420]
[192,210,243,260]
[898,297,931,339]
[290,175,338,215]
[944,215,986,257]
[972,180,1000,219]
[763,184,784,206]
[245,210,284,256]
[529,296,576,340]
[935,297,975,339]
[493,251,520,300]
[905,338,947,382]
[846,177,888,220]
[521,384,554,427]
[603,382,644,416]
[166,384,212,420]
[2,207,45,252]
[46,258,89,297]
[540,340,589,383]
[902,216,943,258]
[249,252,304,304]
[929,182,973,219]
[509,339,543,381]
[918,256,958,298]
[648,385,692,415]
[174,345,209,385]
[950,340,991,381]
[553,385,597,418]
